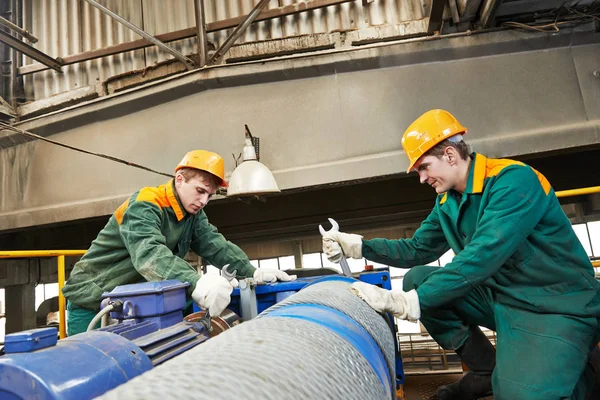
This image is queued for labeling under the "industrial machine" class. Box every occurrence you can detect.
[0,268,404,399]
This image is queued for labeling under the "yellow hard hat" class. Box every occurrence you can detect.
[401,109,467,172]
[175,150,228,187]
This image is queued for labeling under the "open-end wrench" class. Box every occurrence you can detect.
[199,265,238,332]
[319,218,353,277]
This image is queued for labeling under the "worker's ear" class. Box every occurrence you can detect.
[444,147,457,166]
[174,172,184,187]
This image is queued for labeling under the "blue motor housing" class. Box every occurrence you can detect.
[0,279,208,400]
[0,330,153,400]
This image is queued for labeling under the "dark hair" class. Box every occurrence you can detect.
[427,139,471,160]
[178,167,221,189]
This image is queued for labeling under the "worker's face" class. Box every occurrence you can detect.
[414,148,459,194]
[175,173,217,215]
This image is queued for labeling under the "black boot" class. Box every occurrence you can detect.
[432,327,496,400]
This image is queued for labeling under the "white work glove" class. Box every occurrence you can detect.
[350,282,421,322]
[253,269,297,284]
[322,231,363,263]
[191,274,236,317]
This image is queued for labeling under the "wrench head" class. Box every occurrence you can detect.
[319,218,339,236]
[222,264,237,280]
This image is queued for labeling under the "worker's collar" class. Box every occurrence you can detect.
[439,152,486,204]
[465,152,487,194]
[166,179,186,221]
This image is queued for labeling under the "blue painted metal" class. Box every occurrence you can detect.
[0,331,153,400]
[101,279,189,319]
[211,277,317,316]
[4,327,57,353]
[131,321,208,366]
[263,303,393,398]
[359,269,392,290]
[360,270,405,384]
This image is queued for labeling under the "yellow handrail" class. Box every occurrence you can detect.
[0,250,86,339]
[593,261,600,268]
[556,186,600,198]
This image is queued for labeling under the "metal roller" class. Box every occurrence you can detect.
[97,277,396,400]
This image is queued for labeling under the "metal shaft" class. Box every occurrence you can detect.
[194,0,208,67]
[0,29,61,72]
[208,0,271,65]
[0,15,37,43]
[339,256,352,277]
[82,0,196,70]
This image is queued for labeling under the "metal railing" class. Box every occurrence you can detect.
[0,250,87,339]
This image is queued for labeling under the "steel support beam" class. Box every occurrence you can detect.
[194,0,209,67]
[456,0,484,31]
[427,0,447,34]
[480,0,505,28]
[82,0,196,70]
[448,0,461,24]
[209,0,272,65]
[0,29,62,72]
[0,15,37,43]
[19,0,356,75]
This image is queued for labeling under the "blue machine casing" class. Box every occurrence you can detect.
[102,280,189,319]
[0,331,153,400]
[4,327,58,354]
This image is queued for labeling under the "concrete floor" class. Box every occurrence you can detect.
[403,373,493,400]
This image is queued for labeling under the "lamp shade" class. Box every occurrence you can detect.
[226,160,280,196]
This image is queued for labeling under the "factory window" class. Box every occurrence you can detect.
[425,249,455,267]
[588,221,600,258]
[258,258,279,270]
[35,283,59,311]
[302,252,323,268]
[573,224,593,257]
[278,256,295,270]
[573,222,600,273]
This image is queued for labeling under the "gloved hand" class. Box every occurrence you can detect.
[322,231,363,263]
[253,269,297,284]
[350,281,421,322]
[192,274,236,317]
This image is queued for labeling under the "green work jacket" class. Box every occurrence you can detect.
[62,180,256,310]
[363,153,600,317]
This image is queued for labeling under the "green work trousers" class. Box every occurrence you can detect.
[66,300,98,336]
[404,266,599,400]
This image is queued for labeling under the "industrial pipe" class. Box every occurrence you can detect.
[97,278,397,400]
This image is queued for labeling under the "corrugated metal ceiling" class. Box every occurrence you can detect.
[21,0,429,101]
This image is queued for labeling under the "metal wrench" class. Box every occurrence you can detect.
[319,218,353,277]
[199,265,238,332]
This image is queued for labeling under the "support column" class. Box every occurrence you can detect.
[5,283,36,334]
[292,242,303,269]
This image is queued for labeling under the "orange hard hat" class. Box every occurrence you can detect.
[175,150,228,187]
[401,109,467,172]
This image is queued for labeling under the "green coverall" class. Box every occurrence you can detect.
[62,179,256,336]
[363,153,600,400]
